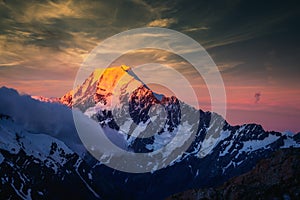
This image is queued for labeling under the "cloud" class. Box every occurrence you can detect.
[147,18,177,27]
[2,0,112,25]
[0,87,82,151]
[0,86,132,156]
[183,26,209,32]
[217,61,244,73]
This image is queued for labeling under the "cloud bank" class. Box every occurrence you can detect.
[0,86,85,153]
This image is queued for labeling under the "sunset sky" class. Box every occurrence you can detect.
[0,0,299,132]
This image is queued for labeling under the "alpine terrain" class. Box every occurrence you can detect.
[0,65,299,199]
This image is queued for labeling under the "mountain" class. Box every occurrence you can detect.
[0,65,299,199]
[31,96,60,104]
[167,148,300,200]
[0,114,101,200]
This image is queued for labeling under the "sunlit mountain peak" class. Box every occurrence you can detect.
[56,65,138,110]
[121,64,131,72]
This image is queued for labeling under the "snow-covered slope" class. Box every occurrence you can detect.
[0,114,74,171]
[0,114,101,200]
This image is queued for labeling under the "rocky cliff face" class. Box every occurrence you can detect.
[167,148,300,200]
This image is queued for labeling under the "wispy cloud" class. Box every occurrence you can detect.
[216,61,244,73]
[147,18,177,27]
[183,26,209,32]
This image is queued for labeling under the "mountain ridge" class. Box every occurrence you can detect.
[35,65,298,135]
[0,65,299,199]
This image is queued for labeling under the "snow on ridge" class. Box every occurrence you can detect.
[241,134,279,152]
[281,134,299,148]
[0,116,75,172]
[282,130,295,137]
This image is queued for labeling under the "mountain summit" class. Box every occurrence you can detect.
[65,66,183,153]
[60,65,165,110]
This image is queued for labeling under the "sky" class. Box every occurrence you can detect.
[0,0,299,132]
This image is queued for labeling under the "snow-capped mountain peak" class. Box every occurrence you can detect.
[31,66,300,160]
[1,67,300,199]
